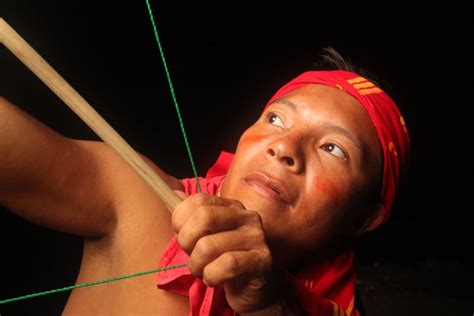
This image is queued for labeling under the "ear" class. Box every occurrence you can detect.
[355,203,386,236]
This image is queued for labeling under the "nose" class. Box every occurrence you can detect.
[266,137,304,173]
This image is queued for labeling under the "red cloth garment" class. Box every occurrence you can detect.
[157,70,410,315]
[158,155,359,315]
[157,175,236,316]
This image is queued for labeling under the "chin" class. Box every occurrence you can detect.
[239,190,289,216]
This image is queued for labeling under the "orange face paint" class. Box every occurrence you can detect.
[313,176,339,199]
[240,133,264,144]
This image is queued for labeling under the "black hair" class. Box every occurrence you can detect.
[312,47,392,95]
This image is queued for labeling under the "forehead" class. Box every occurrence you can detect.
[272,84,372,126]
[268,84,380,149]
[275,84,362,114]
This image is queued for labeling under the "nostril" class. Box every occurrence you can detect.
[284,157,295,166]
[268,148,276,157]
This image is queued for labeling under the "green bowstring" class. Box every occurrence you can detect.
[0,263,187,304]
[1,2,202,305]
[145,0,202,192]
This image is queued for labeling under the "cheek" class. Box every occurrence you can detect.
[236,132,267,158]
[226,132,265,189]
[239,133,264,144]
[313,176,340,200]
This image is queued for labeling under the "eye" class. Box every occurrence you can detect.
[266,112,284,128]
[321,143,346,159]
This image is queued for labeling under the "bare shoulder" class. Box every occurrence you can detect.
[73,139,184,217]
[74,140,183,246]
[71,139,184,275]
[68,141,185,313]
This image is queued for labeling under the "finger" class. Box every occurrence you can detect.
[172,193,245,232]
[173,189,187,200]
[187,228,266,278]
[176,206,263,254]
[202,249,272,288]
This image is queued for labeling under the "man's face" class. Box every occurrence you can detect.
[220,84,382,264]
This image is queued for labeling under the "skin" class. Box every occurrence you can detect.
[173,84,384,313]
[0,85,383,315]
[221,84,383,262]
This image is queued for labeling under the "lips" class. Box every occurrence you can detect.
[243,172,294,204]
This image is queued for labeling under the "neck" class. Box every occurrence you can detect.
[276,237,354,273]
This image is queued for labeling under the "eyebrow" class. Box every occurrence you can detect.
[273,99,298,112]
[272,99,362,150]
[320,122,362,150]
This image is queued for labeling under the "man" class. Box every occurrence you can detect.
[0,48,410,315]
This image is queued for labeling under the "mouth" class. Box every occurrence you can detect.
[243,172,293,204]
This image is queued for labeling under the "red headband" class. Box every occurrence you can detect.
[208,70,410,223]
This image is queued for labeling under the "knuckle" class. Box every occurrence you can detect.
[224,253,241,275]
[249,227,265,243]
[230,198,246,210]
[187,260,202,277]
[171,204,187,232]
[176,230,193,254]
[202,266,221,288]
[192,193,211,206]
[197,206,215,229]
[246,210,263,227]
[194,237,217,259]
[202,269,214,287]
[261,247,272,265]
[253,248,272,271]
[242,226,260,240]
[171,212,182,232]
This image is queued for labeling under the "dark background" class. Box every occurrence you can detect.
[0,2,472,315]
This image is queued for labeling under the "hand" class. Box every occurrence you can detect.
[172,193,276,314]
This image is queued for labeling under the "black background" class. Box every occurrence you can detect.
[0,1,472,315]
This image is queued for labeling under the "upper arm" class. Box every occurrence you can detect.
[0,134,112,237]
[0,97,183,238]
[2,137,184,238]
[65,139,184,238]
